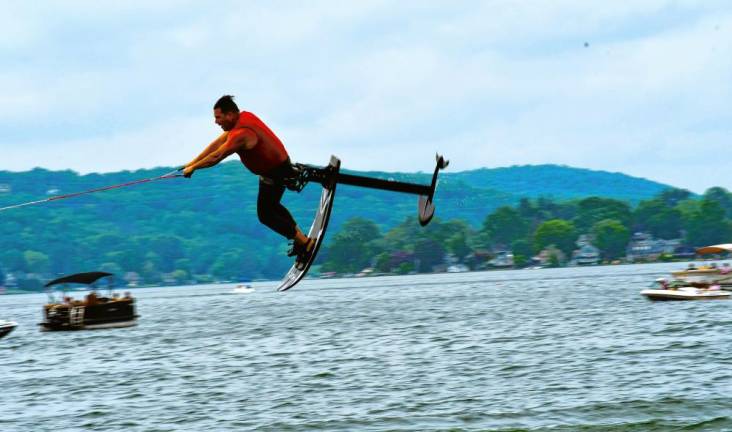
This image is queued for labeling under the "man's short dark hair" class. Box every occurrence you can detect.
[214,95,239,113]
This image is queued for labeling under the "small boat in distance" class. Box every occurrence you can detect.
[641,278,731,301]
[0,320,17,339]
[39,272,138,331]
[232,284,255,294]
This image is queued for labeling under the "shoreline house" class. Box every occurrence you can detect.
[464,249,494,270]
[489,251,514,268]
[626,232,682,262]
[571,234,600,265]
[533,246,566,267]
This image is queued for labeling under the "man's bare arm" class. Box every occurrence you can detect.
[185,132,229,167]
[184,129,257,175]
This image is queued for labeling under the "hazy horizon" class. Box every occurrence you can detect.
[0,160,686,195]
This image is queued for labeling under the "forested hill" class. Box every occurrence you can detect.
[452,164,670,202]
[0,162,675,282]
[0,162,673,232]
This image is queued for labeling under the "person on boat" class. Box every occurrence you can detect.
[182,95,315,262]
[86,291,98,306]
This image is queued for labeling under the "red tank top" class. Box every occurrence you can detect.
[229,111,289,175]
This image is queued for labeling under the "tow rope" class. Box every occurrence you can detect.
[0,170,183,212]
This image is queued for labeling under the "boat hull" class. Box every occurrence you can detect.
[39,319,137,332]
[0,322,17,339]
[39,298,138,331]
[641,288,731,301]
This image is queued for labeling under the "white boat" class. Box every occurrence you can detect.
[447,264,469,273]
[232,284,255,294]
[641,279,731,301]
[355,268,374,277]
[641,287,731,301]
[0,320,18,339]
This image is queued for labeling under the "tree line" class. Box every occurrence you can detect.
[317,187,732,273]
[1,164,730,290]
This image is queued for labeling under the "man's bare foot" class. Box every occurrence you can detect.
[293,229,309,248]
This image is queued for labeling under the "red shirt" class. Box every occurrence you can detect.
[229,111,289,175]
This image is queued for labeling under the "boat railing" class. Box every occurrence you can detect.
[44,295,134,309]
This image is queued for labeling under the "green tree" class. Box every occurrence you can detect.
[592,219,630,259]
[104,250,142,274]
[534,219,577,256]
[24,250,50,274]
[676,199,700,222]
[170,269,189,285]
[482,206,529,247]
[87,233,127,253]
[511,239,533,267]
[143,251,162,270]
[321,218,382,273]
[446,231,471,261]
[146,235,186,272]
[0,250,26,273]
[511,239,533,258]
[209,251,243,280]
[536,197,578,222]
[395,262,414,275]
[632,199,682,239]
[174,258,192,274]
[683,199,732,246]
[187,244,218,275]
[518,198,536,220]
[141,260,162,285]
[414,237,446,272]
[703,187,732,218]
[574,197,631,231]
[374,252,392,273]
[658,188,692,207]
[381,218,422,251]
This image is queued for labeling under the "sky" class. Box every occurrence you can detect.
[1,1,730,193]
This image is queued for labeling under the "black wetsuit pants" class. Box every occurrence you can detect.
[257,158,298,240]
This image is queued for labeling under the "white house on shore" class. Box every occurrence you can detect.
[626,232,682,262]
[571,234,600,265]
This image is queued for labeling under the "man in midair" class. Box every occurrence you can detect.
[183,95,314,261]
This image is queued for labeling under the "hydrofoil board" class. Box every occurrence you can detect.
[276,156,340,291]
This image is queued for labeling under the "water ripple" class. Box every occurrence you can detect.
[1,263,731,431]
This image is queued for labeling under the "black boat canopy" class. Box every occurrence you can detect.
[45,272,113,287]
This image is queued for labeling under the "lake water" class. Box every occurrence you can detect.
[1,263,731,431]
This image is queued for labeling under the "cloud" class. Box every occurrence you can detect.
[2,115,213,174]
[1,1,731,193]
